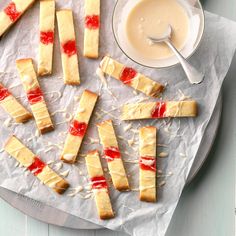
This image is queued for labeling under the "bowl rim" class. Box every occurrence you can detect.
[111,0,205,69]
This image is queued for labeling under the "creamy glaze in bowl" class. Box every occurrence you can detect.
[112,0,205,68]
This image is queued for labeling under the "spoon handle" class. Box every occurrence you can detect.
[165,40,204,84]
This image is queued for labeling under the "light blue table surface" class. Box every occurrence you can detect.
[0,0,235,236]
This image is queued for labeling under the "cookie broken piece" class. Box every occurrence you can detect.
[83,0,100,58]
[61,90,98,164]
[100,56,164,97]
[85,150,114,219]
[0,0,35,37]
[57,9,80,85]
[139,127,157,202]
[16,58,54,134]
[4,136,69,194]
[38,0,55,76]
[97,120,129,191]
[122,100,198,120]
[0,83,32,122]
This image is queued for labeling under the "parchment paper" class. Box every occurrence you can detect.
[0,1,235,236]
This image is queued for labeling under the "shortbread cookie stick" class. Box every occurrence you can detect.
[0,83,32,122]
[57,10,80,85]
[97,120,129,191]
[4,136,69,194]
[16,58,54,134]
[139,127,157,202]
[83,0,100,58]
[85,150,114,219]
[61,90,98,163]
[122,100,198,120]
[100,56,164,97]
[0,0,35,37]
[38,0,55,76]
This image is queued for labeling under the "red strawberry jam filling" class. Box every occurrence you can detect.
[61,40,77,57]
[151,102,166,118]
[28,157,46,176]
[139,156,156,172]
[0,86,11,101]
[40,31,54,45]
[4,2,21,22]
[104,146,121,162]
[85,15,100,29]
[27,87,43,105]
[91,176,107,189]
[120,67,137,85]
[69,120,87,137]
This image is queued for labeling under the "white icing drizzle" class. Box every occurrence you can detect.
[96,67,118,101]
[178,89,191,101]
[3,118,14,127]
[44,146,55,153]
[67,186,83,197]
[97,108,117,119]
[124,159,139,164]
[81,193,93,199]
[14,162,20,167]
[122,204,135,212]
[88,137,99,144]
[140,185,155,191]
[45,142,63,150]
[8,83,21,89]
[26,136,34,142]
[35,129,40,138]
[54,162,63,171]
[63,112,73,122]
[60,169,70,177]
[158,172,173,178]
[140,158,155,166]
[158,152,169,158]
[180,152,187,158]
[44,91,62,104]
[158,180,166,187]
[123,123,132,132]
[0,148,4,153]
[63,153,75,162]
[131,188,139,191]
[127,135,137,147]
[92,188,107,194]
[84,184,92,191]
[77,107,85,113]
[74,96,80,102]
[51,109,66,116]
[46,160,54,165]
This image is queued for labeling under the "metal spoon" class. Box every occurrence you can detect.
[148,25,204,84]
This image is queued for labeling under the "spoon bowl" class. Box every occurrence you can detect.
[147,24,204,84]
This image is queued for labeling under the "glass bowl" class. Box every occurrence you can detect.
[112,0,205,69]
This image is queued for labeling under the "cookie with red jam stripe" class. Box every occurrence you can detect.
[97,119,129,191]
[16,58,54,134]
[61,90,98,164]
[0,83,32,123]
[122,100,198,120]
[83,0,100,58]
[0,0,36,37]
[38,0,55,76]
[56,9,80,85]
[85,150,114,219]
[139,126,157,202]
[100,56,164,97]
[4,136,69,194]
